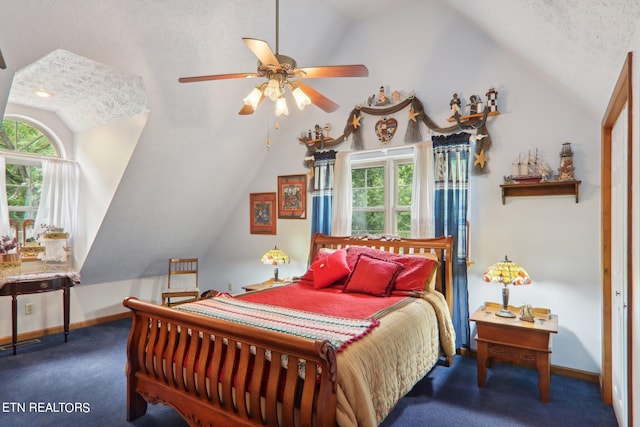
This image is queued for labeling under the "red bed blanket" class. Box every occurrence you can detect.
[177,282,415,352]
[239,282,413,319]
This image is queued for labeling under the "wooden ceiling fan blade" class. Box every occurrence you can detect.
[178,72,258,83]
[238,93,265,115]
[296,81,339,113]
[296,64,368,79]
[243,38,280,67]
[238,104,255,115]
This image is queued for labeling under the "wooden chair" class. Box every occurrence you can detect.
[161,258,199,307]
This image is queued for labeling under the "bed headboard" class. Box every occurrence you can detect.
[309,233,454,314]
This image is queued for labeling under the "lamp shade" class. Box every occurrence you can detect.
[482,256,531,286]
[243,86,263,109]
[261,246,290,266]
[483,256,530,318]
[275,95,289,116]
[291,85,311,110]
[264,78,282,101]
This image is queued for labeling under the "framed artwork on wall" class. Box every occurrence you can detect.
[277,174,307,219]
[250,192,277,235]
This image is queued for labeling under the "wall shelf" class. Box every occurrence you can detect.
[500,180,581,204]
[447,111,499,122]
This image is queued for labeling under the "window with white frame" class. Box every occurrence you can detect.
[0,118,60,243]
[350,155,413,237]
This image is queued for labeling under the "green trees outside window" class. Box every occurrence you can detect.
[351,159,413,237]
[0,119,58,234]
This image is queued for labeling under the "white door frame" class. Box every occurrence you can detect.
[601,51,634,427]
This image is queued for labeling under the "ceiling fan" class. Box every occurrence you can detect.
[178,0,368,115]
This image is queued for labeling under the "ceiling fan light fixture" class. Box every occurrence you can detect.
[178,0,369,116]
[291,85,311,110]
[264,77,282,101]
[275,95,289,116]
[243,86,263,109]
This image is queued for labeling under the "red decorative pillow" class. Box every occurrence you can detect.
[408,253,441,290]
[393,255,439,291]
[311,248,350,289]
[298,248,337,282]
[346,246,438,292]
[342,254,404,297]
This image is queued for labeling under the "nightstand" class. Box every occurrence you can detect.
[241,279,275,292]
[241,278,293,292]
[470,302,558,402]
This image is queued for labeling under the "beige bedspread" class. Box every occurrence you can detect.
[336,289,455,427]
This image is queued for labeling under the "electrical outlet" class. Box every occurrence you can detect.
[228,282,233,291]
[25,303,33,315]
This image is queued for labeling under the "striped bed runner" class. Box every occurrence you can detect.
[176,294,380,352]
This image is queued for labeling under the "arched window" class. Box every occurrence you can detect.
[0,118,61,243]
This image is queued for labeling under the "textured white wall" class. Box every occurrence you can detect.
[74,113,148,268]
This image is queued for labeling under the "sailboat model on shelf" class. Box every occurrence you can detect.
[504,149,552,184]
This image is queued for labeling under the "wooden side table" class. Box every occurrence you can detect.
[0,274,77,355]
[241,278,294,292]
[241,279,275,292]
[470,302,558,402]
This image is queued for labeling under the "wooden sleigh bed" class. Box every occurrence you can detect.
[124,233,456,427]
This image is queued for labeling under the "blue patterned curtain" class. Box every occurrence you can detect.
[311,150,337,236]
[433,133,470,348]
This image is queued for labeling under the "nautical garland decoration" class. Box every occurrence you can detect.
[301,90,497,175]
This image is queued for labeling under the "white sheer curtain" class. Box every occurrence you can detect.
[0,157,9,237]
[331,151,352,236]
[34,159,79,239]
[410,140,435,238]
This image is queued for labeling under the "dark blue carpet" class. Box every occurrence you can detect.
[0,318,617,426]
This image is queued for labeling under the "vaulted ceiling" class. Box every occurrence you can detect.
[0,0,638,284]
[4,0,638,129]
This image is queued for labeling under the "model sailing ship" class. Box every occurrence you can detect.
[504,148,552,184]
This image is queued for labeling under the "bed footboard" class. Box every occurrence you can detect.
[123,297,338,427]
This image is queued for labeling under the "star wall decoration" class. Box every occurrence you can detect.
[408,107,420,123]
[474,149,488,168]
[351,113,362,128]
